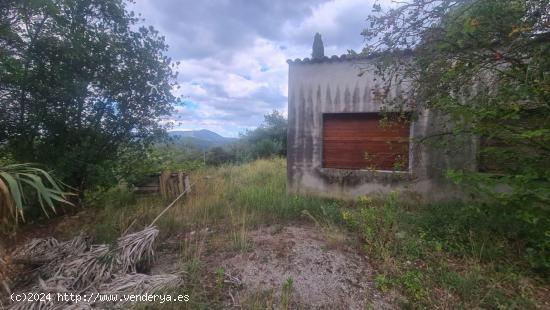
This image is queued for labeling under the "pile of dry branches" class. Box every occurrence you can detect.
[1,245,10,297]
[6,226,182,309]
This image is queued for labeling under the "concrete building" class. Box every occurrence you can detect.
[286,34,476,199]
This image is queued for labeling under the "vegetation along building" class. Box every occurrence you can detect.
[286,34,477,199]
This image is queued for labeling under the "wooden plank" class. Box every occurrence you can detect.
[134,171,189,197]
[322,113,410,170]
[184,175,191,194]
[178,172,185,193]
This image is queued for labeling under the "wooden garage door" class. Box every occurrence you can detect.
[322,113,410,170]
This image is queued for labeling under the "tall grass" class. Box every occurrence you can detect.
[91,158,343,309]
[87,158,343,242]
[183,158,338,225]
[87,158,547,309]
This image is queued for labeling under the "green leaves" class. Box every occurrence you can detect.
[364,0,550,271]
[0,0,177,190]
[0,163,74,232]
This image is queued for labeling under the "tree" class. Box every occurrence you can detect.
[0,0,178,190]
[241,110,287,158]
[362,0,549,269]
[312,32,324,58]
[206,147,235,166]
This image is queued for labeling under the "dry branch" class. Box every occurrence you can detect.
[7,226,179,310]
[113,226,158,274]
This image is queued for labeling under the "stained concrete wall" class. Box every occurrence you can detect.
[286,58,477,199]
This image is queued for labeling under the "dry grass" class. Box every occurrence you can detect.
[88,158,343,247]
[10,158,544,308]
[301,209,349,251]
[80,158,348,309]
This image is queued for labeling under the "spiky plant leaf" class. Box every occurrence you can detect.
[0,164,74,232]
[0,171,24,223]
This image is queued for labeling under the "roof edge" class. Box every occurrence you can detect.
[286,49,413,65]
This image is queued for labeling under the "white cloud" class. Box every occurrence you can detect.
[130,0,383,136]
[223,74,265,98]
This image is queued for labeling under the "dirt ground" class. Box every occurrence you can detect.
[152,225,396,309]
[223,226,394,309]
[5,217,396,309]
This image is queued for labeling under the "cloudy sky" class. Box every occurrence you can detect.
[130,0,386,137]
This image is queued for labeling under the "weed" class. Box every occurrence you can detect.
[302,207,347,250]
[229,209,249,252]
[399,269,428,302]
[242,289,275,309]
[214,266,224,288]
[344,193,545,308]
[280,276,294,310]
[374,274,391,292]
[180,233,205,266]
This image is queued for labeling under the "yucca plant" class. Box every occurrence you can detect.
[0,163,74,232]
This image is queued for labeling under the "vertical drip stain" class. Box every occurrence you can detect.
[298,85,306,166]
[352,82,360,110]
[334,85,341,109]
[314,85,322,164]
[305,86,314,167]
[344,86,351,111]
[315,85,322,129]
[316,85,322,119]
[325,84,332,109]
[363,83,370,104]
[287,87,296,167]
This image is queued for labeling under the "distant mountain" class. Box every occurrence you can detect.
[168,129,238,150]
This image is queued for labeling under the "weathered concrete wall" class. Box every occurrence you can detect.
[286,58,477,199]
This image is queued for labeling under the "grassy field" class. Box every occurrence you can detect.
[86,158,343,243]
[84,158,548,309]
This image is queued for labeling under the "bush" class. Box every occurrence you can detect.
[206,147,235,166]
[343,193,545,307]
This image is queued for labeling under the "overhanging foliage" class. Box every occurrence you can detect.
[362,0,549,270]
